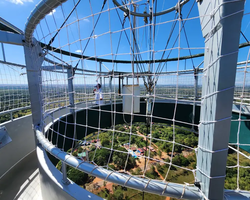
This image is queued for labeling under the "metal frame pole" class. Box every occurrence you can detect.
[99,61,102,85]
[104,77,105,94]
[1,43,6,62]
[109,72,114,127]
[67,68,75,114]
[23,40,43,129]
[66,68,76,185]
[192,69,198,131]
[61,161,70,185]
[10,112,13,121]
[196,1,245,199]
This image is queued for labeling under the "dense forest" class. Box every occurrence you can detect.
[56,123,198,199]
[55,122,250,200]
[0,86,31,123]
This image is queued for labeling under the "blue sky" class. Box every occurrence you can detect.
[0,0,250,86]
[0,0,204,67]
[0,0,40,31]
[0,0,40,65]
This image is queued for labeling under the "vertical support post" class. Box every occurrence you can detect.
[109,73,114,128]
[61,161,70,185]
[67,68,75,114]
[10,112,13,121]
[196,1,245,199]
[145,94,152,128]
[132,2,136,79]
[118,73,121,95]
[99,62,102,86]
[104,77,105,94]
[67,68,77,184]
[1,43,6,62]
[194,71,198,103]
[192,70,198,131]
[23,39,43,130]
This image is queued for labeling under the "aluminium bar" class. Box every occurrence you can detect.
[0,106,31,117]
[25,0,67,44]
[40,41,250,64]
[61,161,70,185]
[196,0,245,199]
[23,39,43,128]
[112,0,190,17]
[67,68,75,114]
[42,65,66,71]
[237,59,250,66]
[0,30,23,46]
[40,42,205,64]
[44,100,69,107]
[43,57,70,69]
[1,43,6,62]
[0,60,26,68]
[99,62,102,85]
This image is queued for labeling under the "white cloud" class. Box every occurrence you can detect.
[6,0,33,5]
[48,9,56,16]
[75,50,83,53]
[83,18,90,23]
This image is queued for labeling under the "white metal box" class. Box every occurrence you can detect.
[122,85,140,113]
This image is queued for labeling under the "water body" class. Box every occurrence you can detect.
[229,113,250,153]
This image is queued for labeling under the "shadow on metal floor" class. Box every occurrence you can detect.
[0,150,42,200]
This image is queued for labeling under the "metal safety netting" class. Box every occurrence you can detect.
[23,0,250,199]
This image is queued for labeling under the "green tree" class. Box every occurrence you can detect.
[113,189,124,200]
[101,138,110,147]
[172,154,190,167]
[92,148,110,166]
[67,166,88,185]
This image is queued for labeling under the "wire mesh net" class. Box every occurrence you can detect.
[26,0,250,199]
[227,47,250,191]
[0,61,30,124]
